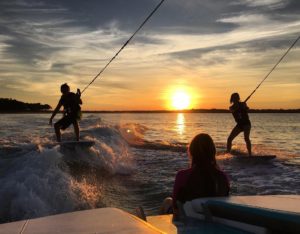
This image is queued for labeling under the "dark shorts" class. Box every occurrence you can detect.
[237,123,251,131]
[55,115,76,130]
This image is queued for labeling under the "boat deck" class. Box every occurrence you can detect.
[0,208,163,234]
[1,195,300,234]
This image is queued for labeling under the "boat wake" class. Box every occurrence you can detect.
[0,117,299,222]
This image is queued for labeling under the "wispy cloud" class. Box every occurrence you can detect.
[232,0,289,9]
[0,0,299,109]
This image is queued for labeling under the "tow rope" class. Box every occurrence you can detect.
[81,0,165,94]
[245,35,300,102]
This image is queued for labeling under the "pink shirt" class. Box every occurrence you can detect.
[172,168,193,208]
[172,167,229,208]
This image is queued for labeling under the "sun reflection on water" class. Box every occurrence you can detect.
[176,113,185,135]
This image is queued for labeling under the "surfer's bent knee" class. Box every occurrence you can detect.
[54,122,59,129]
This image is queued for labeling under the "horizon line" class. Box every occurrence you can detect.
[1,108,300,114]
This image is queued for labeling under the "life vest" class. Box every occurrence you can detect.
[59,92,82,119]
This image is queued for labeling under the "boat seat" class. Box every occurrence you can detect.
[183,195,300,234]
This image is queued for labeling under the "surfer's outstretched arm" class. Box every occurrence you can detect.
[49,103,62,125]
[76,88,82,105]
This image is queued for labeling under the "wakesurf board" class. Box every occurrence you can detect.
[56,140,95,148]
[233,155,276,160]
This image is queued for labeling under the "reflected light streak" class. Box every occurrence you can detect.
[176,113,185,135]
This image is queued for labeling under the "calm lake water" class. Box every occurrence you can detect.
[0,113,299,223]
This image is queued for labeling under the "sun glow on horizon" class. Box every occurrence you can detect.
[171,90,191,110]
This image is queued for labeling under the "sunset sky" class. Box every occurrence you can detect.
[0,0,299,110]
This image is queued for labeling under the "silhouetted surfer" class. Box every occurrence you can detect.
[49,83,82,142]
[227,93,252,156]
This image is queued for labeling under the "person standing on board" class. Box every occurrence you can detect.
[49,83,82,142]
[227,93,252,156]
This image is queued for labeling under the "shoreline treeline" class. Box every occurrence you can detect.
[0,98,51,112]
[0,98,299,113]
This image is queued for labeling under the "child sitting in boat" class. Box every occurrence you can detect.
[160,133,230,218]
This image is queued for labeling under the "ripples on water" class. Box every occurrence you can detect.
[0,113,299,222]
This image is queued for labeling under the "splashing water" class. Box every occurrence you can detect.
[0,113,299,222]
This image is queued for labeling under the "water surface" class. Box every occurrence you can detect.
[0,113,299,223]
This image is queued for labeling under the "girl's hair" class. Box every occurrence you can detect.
[60,83,70,94]
[188,133,216,169]
[177,133,229,202]
[230,93,240,104]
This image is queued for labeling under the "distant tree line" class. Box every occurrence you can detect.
[0,98,51,112]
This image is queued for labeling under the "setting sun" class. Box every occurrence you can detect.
[171,91,191,110]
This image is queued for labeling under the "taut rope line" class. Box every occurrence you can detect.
[245,35,300,102]
[81,0,165,94]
